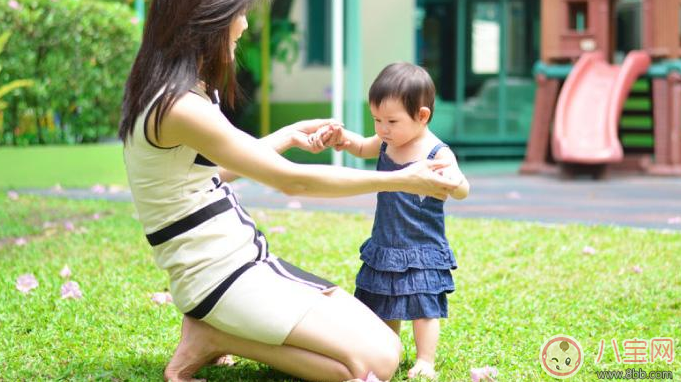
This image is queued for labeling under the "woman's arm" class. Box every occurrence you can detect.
[158,93,457,199]
[218,119,342,182]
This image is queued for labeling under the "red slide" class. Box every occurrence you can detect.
[552,51,651,164]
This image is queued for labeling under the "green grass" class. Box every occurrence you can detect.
[0,144,128,189]
[0,144,343,190]
[1,194,679,381]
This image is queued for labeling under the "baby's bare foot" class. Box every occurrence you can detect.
[407,359,437,379]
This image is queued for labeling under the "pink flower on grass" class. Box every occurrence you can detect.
[92,213,101,220]
[59,265,72,278]
[632,265,643,274]
[471,366,498,382]
[14,237,27,246]
[7,190,19,200]
[8,0,20,10]
[582,245,596,255]
[269,226,287,234]
[130,16,140,25]
[151,292,173,305]
[16,274,38,294]
[64,221,75,231]
[286,200,302,209]
[60,281,83,299]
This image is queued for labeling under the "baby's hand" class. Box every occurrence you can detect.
[309,124,351,151]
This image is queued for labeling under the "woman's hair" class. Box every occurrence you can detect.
[368,62,436,123]
[119,0,259,143]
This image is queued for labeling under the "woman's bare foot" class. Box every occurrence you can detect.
[163,316,226,382]
[212,354,236,366]
[407,358,437,379]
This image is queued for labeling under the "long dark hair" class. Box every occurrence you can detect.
[119,0,259,143]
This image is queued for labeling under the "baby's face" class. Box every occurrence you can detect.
[370,98,426,147]
[545,340,580,374]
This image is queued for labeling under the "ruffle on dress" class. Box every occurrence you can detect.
[359,239,457,272]
[355,263,455,295]
[354,287,450,319]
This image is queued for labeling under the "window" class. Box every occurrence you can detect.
[306,0,331,66]
[568,2,588,32]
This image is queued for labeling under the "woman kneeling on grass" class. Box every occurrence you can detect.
[119,0,458,381]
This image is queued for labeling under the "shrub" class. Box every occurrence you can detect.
[0,0,140,145]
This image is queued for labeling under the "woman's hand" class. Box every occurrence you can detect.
[397,159,460,201]
[284,119,345,153]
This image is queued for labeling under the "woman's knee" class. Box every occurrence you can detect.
[347,331,402,380]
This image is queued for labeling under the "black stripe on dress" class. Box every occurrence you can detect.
[146,197,234,246]
[185,261,257,319]
[265,257,336,290]
[194,153,217,167]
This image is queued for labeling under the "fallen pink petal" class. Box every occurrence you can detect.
[471,366,498,382]
[108,185,124,194]
[92,213,101,220]
[269,226,287,234]
[506,191,521,200]
[286,200,302,209]
[61,281,83,299]
[8,0,20,9]
[363,371,383,382]
[151,292,173,305]
[7,190,19,200]
[582,245,596,255]
[14,237,27,246]
[64,221,75,231]
[16,274,38,294]
[667,216,681,225]
[60,265,72,278]
[130,16,140,25]
[632,265,643,274]
[90,184,106,194]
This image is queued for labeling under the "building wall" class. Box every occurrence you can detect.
[270,0,416,103]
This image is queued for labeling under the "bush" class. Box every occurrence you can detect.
[0,0,140,145]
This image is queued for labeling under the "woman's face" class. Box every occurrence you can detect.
[229,14,248,58]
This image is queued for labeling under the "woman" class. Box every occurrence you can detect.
[119,1,458,381]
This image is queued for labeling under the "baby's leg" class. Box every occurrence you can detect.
[408,318,440,379]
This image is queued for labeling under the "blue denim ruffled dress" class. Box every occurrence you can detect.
[354,142,457,320]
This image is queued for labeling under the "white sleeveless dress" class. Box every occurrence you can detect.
[123,88,335,345]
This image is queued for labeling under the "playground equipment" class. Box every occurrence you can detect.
[521,0,681,176]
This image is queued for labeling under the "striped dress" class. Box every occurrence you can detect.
[123,88,335,344]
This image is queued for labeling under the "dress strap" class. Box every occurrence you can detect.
[427,142,449,159]
[380,141,388,153]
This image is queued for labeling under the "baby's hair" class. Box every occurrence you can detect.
[369,62,435,123]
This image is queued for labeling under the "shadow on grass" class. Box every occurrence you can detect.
[60,356,300,382]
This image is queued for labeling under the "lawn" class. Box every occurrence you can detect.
[0,144,342,190]
[1,193,679,381]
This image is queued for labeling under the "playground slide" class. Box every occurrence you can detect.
[552,51,651,164]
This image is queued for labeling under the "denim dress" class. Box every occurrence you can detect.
[354,142,457,320]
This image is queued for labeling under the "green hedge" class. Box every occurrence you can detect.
[0,0,140,145]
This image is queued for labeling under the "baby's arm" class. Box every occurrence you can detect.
[311,128,383,159]
[434,147,469,200]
